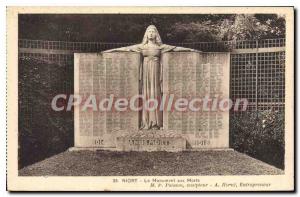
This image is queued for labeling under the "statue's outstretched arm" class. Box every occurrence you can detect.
[172,46,200,52]
[102,44,141,53]
[161,44,200,53]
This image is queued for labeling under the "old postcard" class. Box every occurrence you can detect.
[7,6,294,191]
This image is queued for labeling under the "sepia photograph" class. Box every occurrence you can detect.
[6,6,294,191]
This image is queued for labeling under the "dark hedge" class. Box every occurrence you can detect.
[230,110,285,169]
[18,57,74,169]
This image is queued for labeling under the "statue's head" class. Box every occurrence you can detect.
[142,25,162,45]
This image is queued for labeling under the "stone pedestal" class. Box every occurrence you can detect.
[116,131,186,152]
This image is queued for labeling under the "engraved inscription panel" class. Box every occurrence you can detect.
[74,53,140,147]
[162,52,230,148]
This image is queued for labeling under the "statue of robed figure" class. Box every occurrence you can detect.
[104,25,198,130]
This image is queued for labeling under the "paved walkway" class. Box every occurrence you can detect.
[19,150,283,176]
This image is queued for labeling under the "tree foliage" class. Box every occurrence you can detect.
[19,14,285,42]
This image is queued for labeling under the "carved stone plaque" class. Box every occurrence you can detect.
[74,52,140,147]
[162,52,230,149]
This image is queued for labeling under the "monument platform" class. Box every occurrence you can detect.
[69,130,234,152]
[69,131,187,152]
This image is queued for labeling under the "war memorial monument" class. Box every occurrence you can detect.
[72,25,230,152]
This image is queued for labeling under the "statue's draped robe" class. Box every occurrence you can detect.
[121,44,176,129]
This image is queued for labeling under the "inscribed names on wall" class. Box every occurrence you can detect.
[162,52,230,148]
[74,52,140,147]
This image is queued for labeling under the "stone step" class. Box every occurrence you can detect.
[116,131,186,152]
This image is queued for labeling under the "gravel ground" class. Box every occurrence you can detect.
[19,150,284,176]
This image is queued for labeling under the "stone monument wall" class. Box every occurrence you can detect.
[74,52,230,149]
[74,52,140,148]
[162,52,230,149]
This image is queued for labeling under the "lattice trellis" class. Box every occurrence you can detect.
[19,38,286,113]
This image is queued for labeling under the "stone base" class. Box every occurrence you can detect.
[184,148,234,152]
[69,147,117,152]
[69,131,232,152]
[68,147,233,152]
[116,131,186,152]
